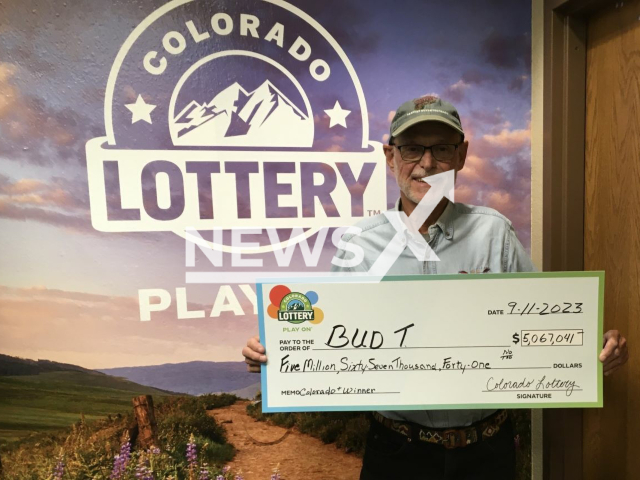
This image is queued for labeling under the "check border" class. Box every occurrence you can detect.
[257,271,604,412]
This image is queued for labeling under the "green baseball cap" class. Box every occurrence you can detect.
[389,95,464,142]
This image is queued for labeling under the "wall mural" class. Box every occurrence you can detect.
[0,0,533,478]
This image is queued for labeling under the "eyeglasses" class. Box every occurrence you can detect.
[393,143,462,163]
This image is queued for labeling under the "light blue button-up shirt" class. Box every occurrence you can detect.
[330,199,535,428]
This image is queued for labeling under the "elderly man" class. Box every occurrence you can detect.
[242,96,629,479]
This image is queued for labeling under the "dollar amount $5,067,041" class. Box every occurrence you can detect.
[512,330,584,346]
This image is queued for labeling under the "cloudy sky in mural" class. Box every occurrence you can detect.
[0,0,531,368]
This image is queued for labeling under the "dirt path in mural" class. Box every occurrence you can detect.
[208,401,362,480]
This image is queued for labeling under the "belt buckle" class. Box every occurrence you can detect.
[442,429,465,449]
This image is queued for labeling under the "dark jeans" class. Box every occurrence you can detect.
[359,417,516,480]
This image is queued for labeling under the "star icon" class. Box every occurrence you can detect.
[324,101,351,128]
[125,95,156,124]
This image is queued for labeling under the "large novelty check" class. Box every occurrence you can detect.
[257,272,604,412]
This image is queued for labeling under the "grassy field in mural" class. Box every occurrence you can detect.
[0,370,174,444]
[0,395,240,480]
[0,354,250,479]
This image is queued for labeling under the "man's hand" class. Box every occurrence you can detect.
[242,335,267,373]
[599,330,629,376]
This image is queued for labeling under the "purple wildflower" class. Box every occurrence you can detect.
[234,475,244,480]
[271,474,281,480]
[221,466,230,474]
[186,433,198,468]
[150,446,161,455]
[135,454,155,480]
[53,455,65,480]
[199,466,211,480]
[110,437,132,479]
[215,476,225,480]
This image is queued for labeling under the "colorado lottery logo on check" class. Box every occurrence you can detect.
[267,285,324,325]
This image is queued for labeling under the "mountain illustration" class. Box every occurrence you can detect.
[170,80,314,147]
[288,300,305,311]
[97,361,259,396]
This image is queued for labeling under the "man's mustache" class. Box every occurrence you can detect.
[411,172,436,180]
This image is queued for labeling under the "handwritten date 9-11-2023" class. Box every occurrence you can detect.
[507,302,583,315]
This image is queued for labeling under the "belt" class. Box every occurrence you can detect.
[371,409,509,449]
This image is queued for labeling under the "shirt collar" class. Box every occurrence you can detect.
[394,197,456,240]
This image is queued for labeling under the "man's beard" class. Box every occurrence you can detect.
[401,181,431,205]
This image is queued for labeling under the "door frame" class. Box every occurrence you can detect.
[539,0,615,478]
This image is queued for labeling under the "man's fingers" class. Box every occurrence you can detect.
[242,346,267,363]
[603,353,623,367]
[599,336,619,362]
[606,345,628,362]
[247,336,265,354]
[244,357,261,366]
[241,335,267,375]
[246,364,261,373]
[603,348,629,375]
[604,357,624,375]
[244,357,264,374]
[605,347,629,366]
[619,336,627,354]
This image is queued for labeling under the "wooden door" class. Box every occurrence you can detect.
[584,1,640,478]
